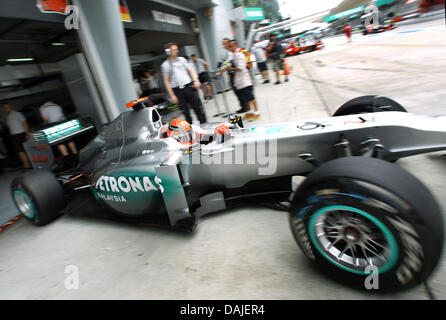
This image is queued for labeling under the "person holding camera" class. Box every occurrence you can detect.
[161,43,207,124]
[266,33,288,85]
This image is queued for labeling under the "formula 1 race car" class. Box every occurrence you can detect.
[297,33,325,53]
[297,40,325,53]
[362,24,397,35]
[11,95,445,293]
[285,37,324,56]
[284,41,300,56]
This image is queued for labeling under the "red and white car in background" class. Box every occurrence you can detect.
[284,34,324,56]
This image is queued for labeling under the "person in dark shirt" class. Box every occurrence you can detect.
[0,103,31,168]
[266,34,288,85]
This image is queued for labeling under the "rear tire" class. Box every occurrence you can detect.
[11,169,66,226]
[333,95,407,117]
[289,157,444,292]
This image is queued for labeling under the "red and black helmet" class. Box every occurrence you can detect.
[166,119,197,145]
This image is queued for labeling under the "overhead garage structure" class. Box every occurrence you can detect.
[0,0,216,126]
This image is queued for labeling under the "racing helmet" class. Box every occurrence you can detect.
[166,119,197,145]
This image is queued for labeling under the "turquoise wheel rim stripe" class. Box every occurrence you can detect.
[13,190,35,219]
[308,205,399,275]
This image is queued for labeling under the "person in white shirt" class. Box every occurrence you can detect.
[139,69,161,97]
[218,38,234,71]
[228,39,260,121]
[161,43,207,123]
[147,71,161,95]
[0,103,31,168]
[191,54,213,100]
[185,56,197,74]
[252,39,270,84]
[216,37,245,113]
[39,100,77,157]
[39,100,66,124]
[134,78,142,97]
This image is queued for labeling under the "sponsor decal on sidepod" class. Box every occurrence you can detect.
[94,175,164,202]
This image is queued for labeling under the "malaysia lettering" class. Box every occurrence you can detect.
[96,192,127,203]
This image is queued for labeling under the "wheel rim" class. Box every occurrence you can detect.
[14,190,35,219]
[308,205,399,275]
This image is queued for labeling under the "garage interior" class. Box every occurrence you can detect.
[0,3,202,225]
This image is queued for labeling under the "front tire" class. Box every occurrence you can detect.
[289,157,444,292]
[11,169,66,226]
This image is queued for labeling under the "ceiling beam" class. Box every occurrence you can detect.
[0,63,60,82]
[0,79,64,101]
[149,0,197,14]
[45,47,80,63]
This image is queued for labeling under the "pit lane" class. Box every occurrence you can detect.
[0,18,445,300]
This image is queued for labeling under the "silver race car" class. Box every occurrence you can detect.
[11,95,445,292]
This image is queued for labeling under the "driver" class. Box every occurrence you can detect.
[160,119,232,145]
[166,119,197,146]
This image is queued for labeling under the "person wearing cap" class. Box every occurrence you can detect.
[266,33,288,85]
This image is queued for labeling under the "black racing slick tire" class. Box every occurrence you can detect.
[332,95,407,117]
[11,169,66,226]
[289,157,444,292]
